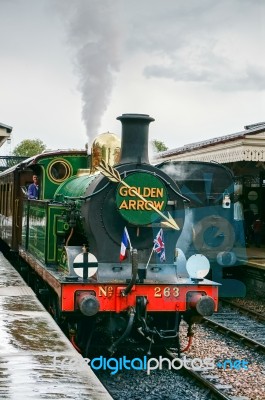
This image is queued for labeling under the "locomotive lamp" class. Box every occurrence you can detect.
[186,254,210,281]
[222,192,231,208]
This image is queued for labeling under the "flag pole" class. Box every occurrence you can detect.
[125,226,133,252]
[145,247,154,269]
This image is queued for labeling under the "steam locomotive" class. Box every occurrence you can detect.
[0,113,237,355]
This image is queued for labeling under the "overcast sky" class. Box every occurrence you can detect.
[0,0,265,155]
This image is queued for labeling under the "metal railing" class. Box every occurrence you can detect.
[0,156,27,171]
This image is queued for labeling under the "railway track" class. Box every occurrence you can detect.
[95,303,265,400]
[203,302,265,353]
[165,348,233,400]
[221,298,265,322]
[95,349,236,400]
[172,300,265,400]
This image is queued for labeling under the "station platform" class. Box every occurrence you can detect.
[245,245,265,270]
[0,252,112,400]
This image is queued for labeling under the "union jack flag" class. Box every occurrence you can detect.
[153,229,166,262]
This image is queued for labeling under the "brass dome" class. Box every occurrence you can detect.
[91,132,121,173]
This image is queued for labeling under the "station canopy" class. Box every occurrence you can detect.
[0,123,12,148]
[154,122,265,164]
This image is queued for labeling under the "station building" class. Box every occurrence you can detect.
[155,122,265,225]
[0,122,26,171]
[0,122,12,147]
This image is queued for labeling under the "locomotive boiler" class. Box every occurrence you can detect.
[0,113,221,356]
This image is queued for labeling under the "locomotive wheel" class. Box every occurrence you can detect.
[49,293,62,324]
[75,317,105,358]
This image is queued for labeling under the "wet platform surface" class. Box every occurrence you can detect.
[0,252,112,400]
[245,246,265,270]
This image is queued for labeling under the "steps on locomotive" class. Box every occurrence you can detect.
[0,251,112,400]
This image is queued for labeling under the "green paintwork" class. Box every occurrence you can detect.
[54,174,97,201]
[116,172,168,225]
[27,202,47,264]
[20,153,89,265]
[47,205,69,263]
[22,200,70,265]
[38,154,88,200]
[9,152,90,269]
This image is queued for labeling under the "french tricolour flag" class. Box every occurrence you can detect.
[120,227,131,261]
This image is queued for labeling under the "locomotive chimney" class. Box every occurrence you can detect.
[117,113,155,164]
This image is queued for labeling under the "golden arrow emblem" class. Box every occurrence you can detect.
[96,160,180,230]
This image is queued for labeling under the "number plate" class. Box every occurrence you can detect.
[154,287,180,298]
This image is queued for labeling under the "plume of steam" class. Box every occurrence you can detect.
[160,162,190,181]
[176,208,194,254]
[55,0,123,145]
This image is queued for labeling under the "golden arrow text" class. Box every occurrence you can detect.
[96,160,180,230]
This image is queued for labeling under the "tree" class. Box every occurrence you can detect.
[151,140,168,152]
[12,139,47,157]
